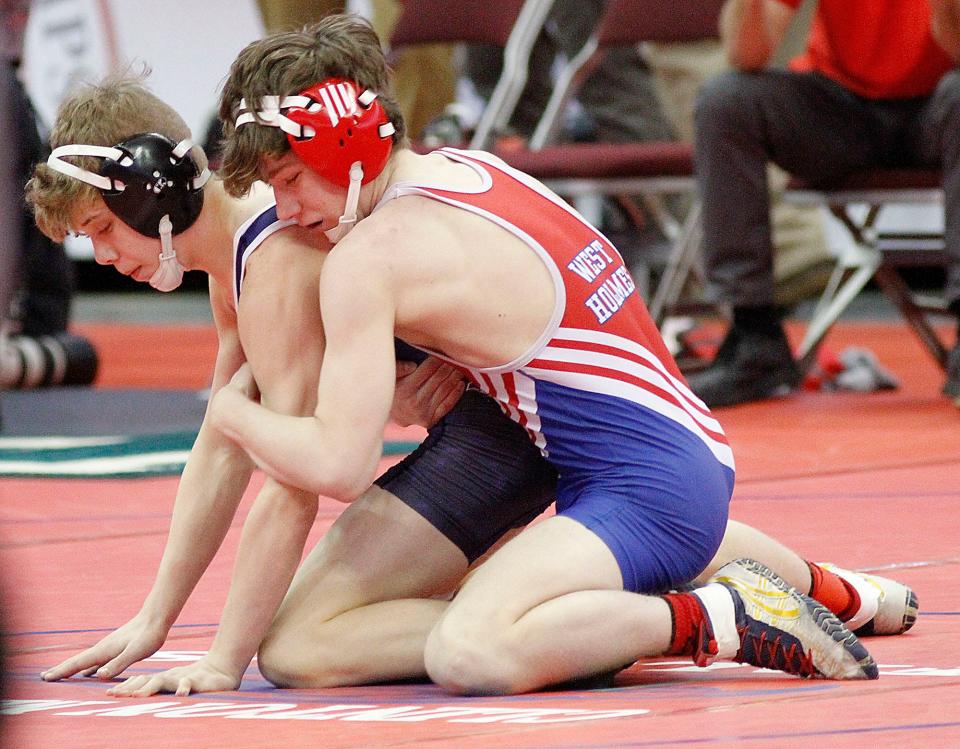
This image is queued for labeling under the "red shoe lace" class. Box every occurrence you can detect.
[741,627,817,678]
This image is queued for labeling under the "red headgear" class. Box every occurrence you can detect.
[236,78,395,187]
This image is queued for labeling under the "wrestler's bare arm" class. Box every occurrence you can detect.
[198,235,329,688]
[212,236,398,501]
[42,275,253,684]
[105,231,331,697]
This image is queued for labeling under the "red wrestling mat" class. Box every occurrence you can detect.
[75,322,219,390]
[1,320,958,747]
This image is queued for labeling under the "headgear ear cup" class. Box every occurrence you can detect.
[48,133,209,237]
[97,134,208,236]
[235,78,396,242]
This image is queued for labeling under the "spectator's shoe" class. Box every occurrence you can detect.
[684,325,800,408]
[819,563,919,636]
[693,559,878,680]
[943,340,960,405]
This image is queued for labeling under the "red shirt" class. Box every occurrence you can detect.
[778,0,955,99]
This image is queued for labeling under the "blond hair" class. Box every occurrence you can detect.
[218,13,408,197]
[26,74,207,241]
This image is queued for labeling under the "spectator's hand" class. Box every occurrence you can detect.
[40,614,168,683]
[392,357,465,428]
[930,0,960,60]
[105,658,241,697]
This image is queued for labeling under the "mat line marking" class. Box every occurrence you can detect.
[5,670,958,740]
[0,513,174,525]
[736,454,960,485]
[735,490,960,501]
[9,632,220,658]
[554,720,960,748]
[491,680,960,749]
[860,556,960,573]
[0,529,188,550]
[10,675,960,709]
[7,622,218,638]
[0,508,340,548]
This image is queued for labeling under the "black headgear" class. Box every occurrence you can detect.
[47,133,211,237]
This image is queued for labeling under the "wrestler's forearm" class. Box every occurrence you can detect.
[213,390,379,501]
[205,481,318,678]
[140,421,253,627]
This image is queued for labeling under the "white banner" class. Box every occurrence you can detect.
[22,0,264,140]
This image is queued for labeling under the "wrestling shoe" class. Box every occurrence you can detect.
[693,558,878,680]
[819,563,919,636]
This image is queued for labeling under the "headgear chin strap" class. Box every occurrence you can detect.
[148,215,187,292]
[235,78,395,242]
[47,133,210,291]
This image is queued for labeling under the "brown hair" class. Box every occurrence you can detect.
[218,13,407,197]
[25,73,206,242]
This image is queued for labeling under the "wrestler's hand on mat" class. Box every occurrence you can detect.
[105,658,240,697]
[392,356,466,428]
[40,615,167,682]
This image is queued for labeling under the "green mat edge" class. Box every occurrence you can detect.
[0,433,422,479]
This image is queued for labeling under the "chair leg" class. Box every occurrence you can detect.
[636,192,681,242]
[872,265,950,369]
[649,201,702,326]
[796,247,881,373]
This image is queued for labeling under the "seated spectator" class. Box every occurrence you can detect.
[687,0,960,407]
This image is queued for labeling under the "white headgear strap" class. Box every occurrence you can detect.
[235,96,319,137]
[235,98,370,243]
[147,215,186,292]
[47,141,210,192]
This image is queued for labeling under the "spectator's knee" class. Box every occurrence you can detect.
[694,70,761,138]
[932,71,960,159]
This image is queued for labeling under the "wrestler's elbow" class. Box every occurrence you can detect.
[303,446,379,503]
[304,472,365,503]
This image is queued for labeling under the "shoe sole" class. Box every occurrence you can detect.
[714,559,879,680]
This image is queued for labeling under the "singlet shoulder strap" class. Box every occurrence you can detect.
[232,203,297,308]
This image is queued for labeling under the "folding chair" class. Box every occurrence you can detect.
[783,169,951,372]
[495,0,725,322]
[388,0,556,150]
